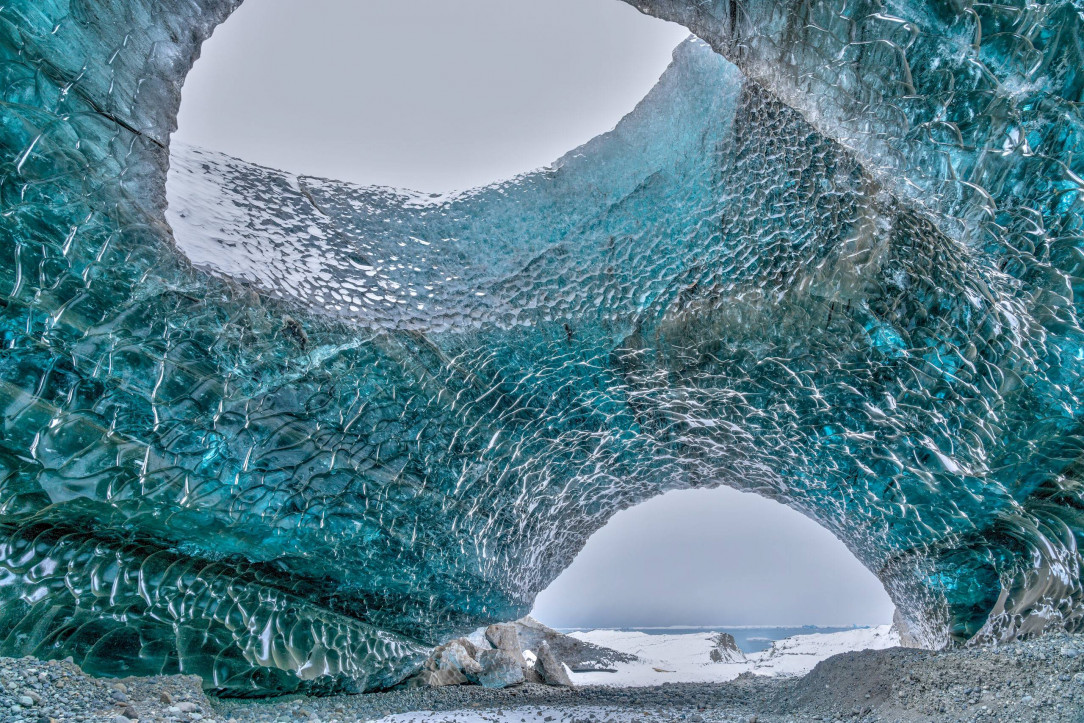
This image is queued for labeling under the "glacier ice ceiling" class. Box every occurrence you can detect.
[0,0,1082,698]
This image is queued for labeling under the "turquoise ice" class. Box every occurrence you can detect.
[0,0,1081,695]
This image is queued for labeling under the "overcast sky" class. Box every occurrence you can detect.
[175,0,895,629]
[176,0,690,191]
[531,488,895,628]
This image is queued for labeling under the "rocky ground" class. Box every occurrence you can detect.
[2,632,1082,723]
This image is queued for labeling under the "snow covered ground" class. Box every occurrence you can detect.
[566,625,899,686]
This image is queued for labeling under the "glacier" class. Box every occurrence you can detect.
[0,0,1082,697]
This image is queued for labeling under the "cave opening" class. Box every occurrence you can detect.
[521,487,898,683]
[172,0,689,192]
[532,487,895,630]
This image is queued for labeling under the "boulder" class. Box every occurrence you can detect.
[513,616,636,672]
[401,638,481,688]
[441,640,483,677]
[485,623,527,666]
[523,666,544,684]
[709,632,746,663]
[533,640,574,687]
[403,635,531,690]
[473,649,525,688]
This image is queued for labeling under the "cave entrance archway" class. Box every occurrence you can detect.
[524,487,898,684]
[531,488,895,632]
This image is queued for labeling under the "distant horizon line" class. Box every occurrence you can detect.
[544,622,889,631]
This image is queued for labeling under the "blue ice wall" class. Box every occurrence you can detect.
[0,0,1081,695]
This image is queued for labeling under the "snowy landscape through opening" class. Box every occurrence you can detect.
[521,488,900,687]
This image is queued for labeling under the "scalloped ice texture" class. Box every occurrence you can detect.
[0,0,1081,697]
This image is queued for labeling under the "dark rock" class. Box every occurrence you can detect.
[523,665,544,684]
[534,641,574,687]
[709,633,745,663]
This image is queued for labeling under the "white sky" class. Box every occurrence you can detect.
[175,0,690,191]
[175,0,894,628]
[532,488,895,628]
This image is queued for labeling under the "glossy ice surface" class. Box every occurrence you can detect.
[0,0,1081,696]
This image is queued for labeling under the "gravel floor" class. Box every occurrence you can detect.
[2,632,1081,723]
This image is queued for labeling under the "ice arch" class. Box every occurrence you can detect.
[0,0,1081,697]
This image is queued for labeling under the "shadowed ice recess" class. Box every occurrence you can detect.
[0,0,1082,697]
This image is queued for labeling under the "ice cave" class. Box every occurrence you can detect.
[0,0,1082,698]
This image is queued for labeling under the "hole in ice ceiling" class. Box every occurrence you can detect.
[173,0,690,192]
[531,488,896,630]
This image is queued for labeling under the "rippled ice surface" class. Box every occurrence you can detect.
[1,0,1082,697]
